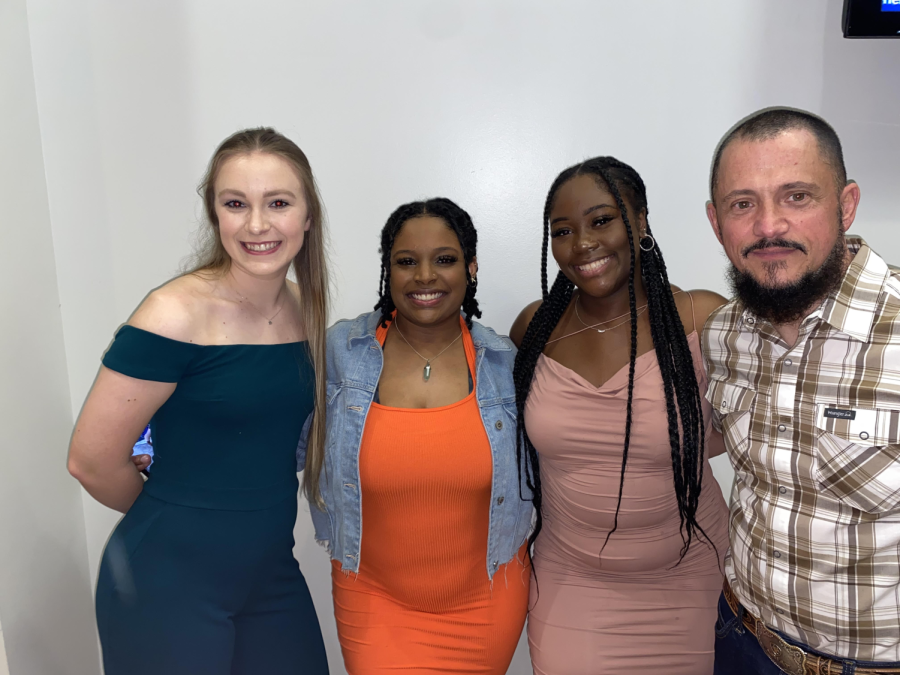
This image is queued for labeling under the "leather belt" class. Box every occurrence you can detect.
[723,580,900,675]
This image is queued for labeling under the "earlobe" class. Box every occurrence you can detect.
[304,217,312,232]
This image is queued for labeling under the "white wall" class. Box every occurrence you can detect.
[0,1,101,673]
[20,1,900,673]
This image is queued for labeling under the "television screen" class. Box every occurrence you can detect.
[844,0,900,36]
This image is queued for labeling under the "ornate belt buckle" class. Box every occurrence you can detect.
[757,621,807,675]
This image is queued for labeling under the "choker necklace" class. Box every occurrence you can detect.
[393,320,462,382]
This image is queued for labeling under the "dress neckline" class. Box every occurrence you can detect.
[119,324,308,348]
[538,331,701,392]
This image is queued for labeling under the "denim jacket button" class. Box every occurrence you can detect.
[497,496,504,505]
[495,420,503,430]
[492,560,498,568]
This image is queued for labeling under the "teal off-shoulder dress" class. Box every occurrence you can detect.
[95,325,329,675]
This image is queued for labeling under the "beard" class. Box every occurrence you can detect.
[727,229,848,325]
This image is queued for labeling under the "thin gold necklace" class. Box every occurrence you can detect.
[392,320,462,382]
[574,292,648,333]
[546,290,682,345]
[229,283,286,325]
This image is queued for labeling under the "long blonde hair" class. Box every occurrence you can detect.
[191,127,329,506]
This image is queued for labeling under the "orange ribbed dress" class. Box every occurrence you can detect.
[331,317,529,674]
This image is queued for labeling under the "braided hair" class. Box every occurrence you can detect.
[374,197,482,328]
[514,157,713,565]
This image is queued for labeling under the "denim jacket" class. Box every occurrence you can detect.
[297,310,533,580]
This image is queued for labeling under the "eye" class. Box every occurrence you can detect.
[550,227,571,238]
[733,200,752,210]
[270,199,290,208]
[592,216,613,227]
[787,192,808,203]
[224,199,245,209]
[436,255,458,265]
[395,257,416,266]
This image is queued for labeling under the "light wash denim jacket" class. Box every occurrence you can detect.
[297,310,533,580]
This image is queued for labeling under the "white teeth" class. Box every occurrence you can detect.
[575,256,612,273]
[244,242,279,252]
[411,292,443,301]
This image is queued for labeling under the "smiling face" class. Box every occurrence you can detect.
[214,151,311,280]
[549,174,644,300]
[389,216,477,328]
[707,128,859,290]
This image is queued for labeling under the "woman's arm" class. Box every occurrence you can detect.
[70,287,192,512]
[68,368,175,512]
[707,428,727,458]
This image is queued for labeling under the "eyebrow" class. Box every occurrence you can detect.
[721,182,822,202]
[392,246,460,257]
[217,189,297,199]
[550,203,616,225]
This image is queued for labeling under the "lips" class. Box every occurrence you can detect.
[573,254,613,278]
[406,290,447,307]
[241,241,281,255]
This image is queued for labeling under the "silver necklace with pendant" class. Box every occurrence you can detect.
[392,320,463,382]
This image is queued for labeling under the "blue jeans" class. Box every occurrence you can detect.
[713,592,900,675]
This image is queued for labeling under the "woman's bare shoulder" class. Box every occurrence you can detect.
[672,286,727,334]
[510,299,543,348]
[128,274,213,342]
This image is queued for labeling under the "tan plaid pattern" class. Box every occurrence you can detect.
[703,236,900,661]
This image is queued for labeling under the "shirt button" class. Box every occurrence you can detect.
[492,561,498,568]
[779,486,787,494]
[746,317,756,325]
[774,550,782,559]
[778,424,786,432]
[497,496,505,505]
[785,359,793,366]
[777,608,785,615]
[860,432,870,441]
[495,420,503,430]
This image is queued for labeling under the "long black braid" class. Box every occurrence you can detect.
[515,157,714,565]
[374,197,482,328]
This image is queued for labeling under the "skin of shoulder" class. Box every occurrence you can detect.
[510,299,543,348]
[128,273,210,342]
[683,288,728,334]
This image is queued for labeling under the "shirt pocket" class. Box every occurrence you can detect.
[707,379,757,455]
[813,403,900,513]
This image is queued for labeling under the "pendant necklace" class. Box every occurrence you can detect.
[392,320,463,382]
[231,284,286,325]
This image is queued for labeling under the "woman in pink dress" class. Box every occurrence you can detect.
[510,156,730,674]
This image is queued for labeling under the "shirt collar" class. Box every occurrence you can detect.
[737,236,891,343]
[820,236,891,342]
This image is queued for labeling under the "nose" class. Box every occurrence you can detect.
[574,231,599,251]
[414,261,437,284]
[247,206,271,236]
[752,199,790,240]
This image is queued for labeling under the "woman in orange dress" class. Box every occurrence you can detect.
[305,197,533,673]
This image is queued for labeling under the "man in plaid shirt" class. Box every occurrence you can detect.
[704,107,900,675]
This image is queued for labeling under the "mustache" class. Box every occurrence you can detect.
[741,238,807,257]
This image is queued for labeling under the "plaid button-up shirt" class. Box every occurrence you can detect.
[703,236,900,661]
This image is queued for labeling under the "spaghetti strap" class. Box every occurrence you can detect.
[688,292,696,334]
